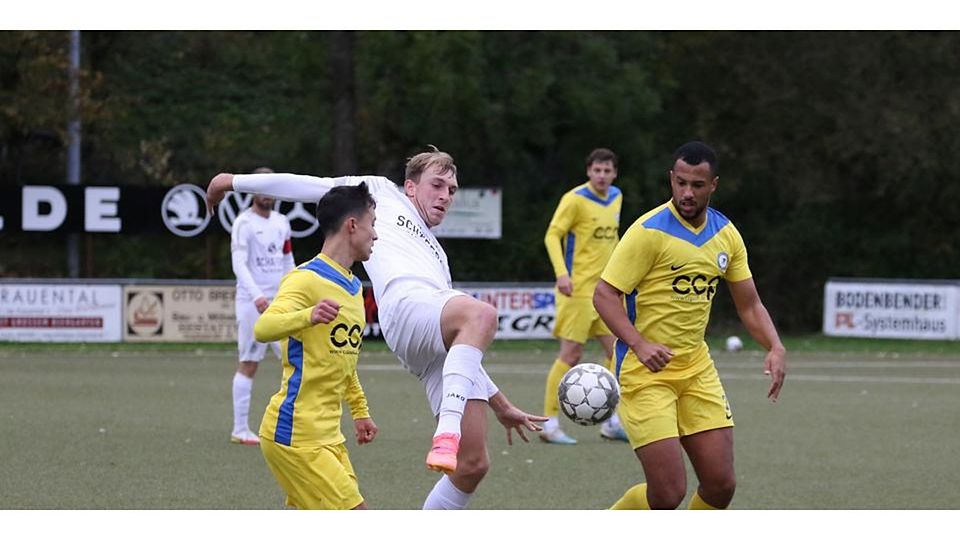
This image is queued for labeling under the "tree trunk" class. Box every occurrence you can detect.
[330,31,357,175]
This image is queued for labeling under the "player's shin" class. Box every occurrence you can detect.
[422,474,472,509]
[543,358,572,423]
[435,344,482,436]
[232,372,253,433]
[688,490,724,510]
[611,483,651,510]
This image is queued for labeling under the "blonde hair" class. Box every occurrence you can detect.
[404,145,457,183]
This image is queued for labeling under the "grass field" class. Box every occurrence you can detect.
[1,336,959,509]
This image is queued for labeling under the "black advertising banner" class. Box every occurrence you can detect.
[0,184,318,238]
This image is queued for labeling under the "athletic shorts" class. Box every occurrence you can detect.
[617,353,734,449]
[259,439,363,510]
[381,288,492,416]
[552,293,611,343]
[235,298,280,362]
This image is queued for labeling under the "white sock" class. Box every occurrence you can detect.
[608,411,622,429]
[544,417,560,432]
[422,474,472,510]
[232,372,253,434]
[435,344,483,437]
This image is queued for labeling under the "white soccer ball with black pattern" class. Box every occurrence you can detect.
[557,363,620,426]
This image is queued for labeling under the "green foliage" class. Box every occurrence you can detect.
[3,31,960,332]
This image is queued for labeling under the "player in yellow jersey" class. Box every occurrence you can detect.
[594,141,787,510]
[541,148,628,444]
[254,182,379,510]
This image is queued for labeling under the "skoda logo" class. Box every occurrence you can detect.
[162,184,211,237]
[217,192,318,239]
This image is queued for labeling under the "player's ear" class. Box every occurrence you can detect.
[403,178,417,197]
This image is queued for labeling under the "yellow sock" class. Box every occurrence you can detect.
[688,491,723,510]
[611,483,650,510]
[544,359,572,417]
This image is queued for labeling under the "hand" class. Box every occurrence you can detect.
[631,339,673,373]
[205,173,234,213]
[490,394,548,445]
[254,296,270,314]
[310,299,341,325]
[556,275,573,297]
[354,417,378,445]
[763,347,787,402]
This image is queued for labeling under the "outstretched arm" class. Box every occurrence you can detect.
[727,277,787,402]
[206,172,389,209]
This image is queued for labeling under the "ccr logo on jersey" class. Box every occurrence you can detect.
[330,323,362,350]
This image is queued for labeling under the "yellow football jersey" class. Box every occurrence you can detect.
[601,200,752,381]
[256,253,370,448]
[544,182,622,297]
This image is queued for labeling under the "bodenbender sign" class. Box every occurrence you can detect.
[823,279,960,340]
[0,284,123,342]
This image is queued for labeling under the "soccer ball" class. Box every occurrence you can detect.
[557,363,620,426]
[725,335,744,352]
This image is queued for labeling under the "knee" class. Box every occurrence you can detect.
[559,348,583,366]
[453,454,490,491]
[237,362,258,378]
[469,302,499,334]
[647,479,687,509]
[703,473,737,504]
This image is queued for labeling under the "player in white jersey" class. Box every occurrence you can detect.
[206,148,546,509]
[229,167,296,445]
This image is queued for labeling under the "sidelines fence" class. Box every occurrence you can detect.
[0,279,556,343]
[7,277,960,343]
[823,278,960,340]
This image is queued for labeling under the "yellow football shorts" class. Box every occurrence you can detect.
[553,294,612,343]
[617,358,734,449]
[260,439,363,510]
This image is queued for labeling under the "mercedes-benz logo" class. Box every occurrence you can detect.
[282,201,319,239]
[162,184,211,237]
[216,192,318,239]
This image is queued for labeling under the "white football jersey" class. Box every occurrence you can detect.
[232,174,452,322]
[230,208,294,301]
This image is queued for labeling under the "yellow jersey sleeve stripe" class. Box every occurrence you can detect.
[274,336,304,446]
[613,289,638,380]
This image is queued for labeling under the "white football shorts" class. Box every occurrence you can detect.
[236,298,281,362]
[381,287,492,416]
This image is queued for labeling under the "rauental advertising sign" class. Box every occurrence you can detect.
[823,279,960,340]
[124,285,237,342]
[0,184,498,239]
[0,284,123,342]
